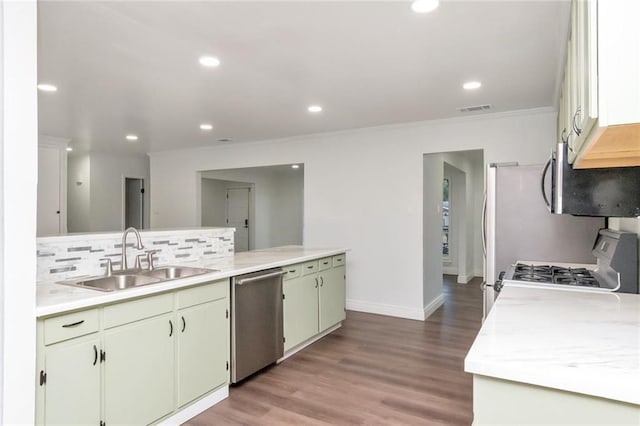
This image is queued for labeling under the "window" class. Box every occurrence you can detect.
[442,178,450,258]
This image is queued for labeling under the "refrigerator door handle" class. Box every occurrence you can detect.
[481,193,487,257]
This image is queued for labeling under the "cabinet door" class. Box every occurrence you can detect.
[42,336,101,425]
[283,274,319,351]
[319,265,346,331]
[104,313,174,425]
[177,298,228,407]
[570,0,599,161]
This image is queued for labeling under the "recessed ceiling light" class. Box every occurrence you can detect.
[411,0,439,14]
[291,164,300,169]
[37,83,58,92]
[199,56,220,67]
[308,105,323,113]
[125,134,139,141]
[200,123,213,131]
[463,81,482,90]
[65,147,73,152]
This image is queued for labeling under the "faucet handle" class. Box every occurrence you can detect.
[134,253,146,270]
[100,258,113,277]
[145,250,158,271]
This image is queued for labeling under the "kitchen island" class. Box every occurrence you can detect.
[464,286,640,425]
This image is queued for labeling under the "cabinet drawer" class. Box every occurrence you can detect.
[332,254,346,267]
[177,280,228,309]
[283,264,302,281]
[318,257,332,271]
[301,260,318,276]
[43,309,99,345]
[103,292,174,329]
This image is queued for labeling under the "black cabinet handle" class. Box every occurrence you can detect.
[93,345,98,366]
[315,277,318,288]
[62,320,84,328]
[320,276,324,287]
[169,320,173,337]
[307,265,313,269]
[181,316,186,333]
[39,370,46,386]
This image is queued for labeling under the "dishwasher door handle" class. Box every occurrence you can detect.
[236,270,287,285]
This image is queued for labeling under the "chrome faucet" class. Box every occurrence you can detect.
[121,227,145,270]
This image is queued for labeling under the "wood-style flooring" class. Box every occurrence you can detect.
[186,275,483,425]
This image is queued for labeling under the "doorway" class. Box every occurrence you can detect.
[124,177,144,229]
[226,187,250,252]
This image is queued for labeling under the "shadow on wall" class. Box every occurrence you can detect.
[199,164,304,251]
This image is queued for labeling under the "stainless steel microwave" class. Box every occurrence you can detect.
[542,142,640,217]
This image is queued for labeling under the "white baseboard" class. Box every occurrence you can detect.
[347,299,427,320]
[443,266,458,275]
[158,386,228,425]
[347,296,445,321]
[457,274,472,284]
[423,294,445,319]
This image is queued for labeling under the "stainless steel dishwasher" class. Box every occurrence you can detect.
[231,268,285,383]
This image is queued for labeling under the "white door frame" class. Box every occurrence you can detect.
[121,175,145,230]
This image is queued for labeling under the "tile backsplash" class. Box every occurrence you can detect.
[37,228,234,282]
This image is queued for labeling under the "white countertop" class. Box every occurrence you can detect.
[464,286,640,405]
[37,246,347,317]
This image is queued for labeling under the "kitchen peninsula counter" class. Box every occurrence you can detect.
[464,286,640,424]
[37,245,347,317]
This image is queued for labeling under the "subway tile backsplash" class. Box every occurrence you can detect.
[37,228,235,283]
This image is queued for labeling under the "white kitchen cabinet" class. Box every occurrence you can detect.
[559,0,640,168]
[283,273,319,351]
[472,375,640,425]
[36,309,101,425]
[283,254,346,352]
[176,282,229,407]
[319,264,346,331]
[104,313,175,425]
[38,334,101,425]
[36,279,230,426]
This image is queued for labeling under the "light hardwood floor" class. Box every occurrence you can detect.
[186,275,483,425]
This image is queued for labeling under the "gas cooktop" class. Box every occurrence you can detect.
[512,263,600,288]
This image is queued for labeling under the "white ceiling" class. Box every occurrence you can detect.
[37,1,570,155]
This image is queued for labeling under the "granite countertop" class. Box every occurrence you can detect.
[37,245,347,317]
[464,286,640,405]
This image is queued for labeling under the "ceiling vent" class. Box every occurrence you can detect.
[458,104,492,113]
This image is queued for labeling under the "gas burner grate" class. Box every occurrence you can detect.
[512,263,601,288]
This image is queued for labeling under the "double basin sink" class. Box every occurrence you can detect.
[59,266,217,292]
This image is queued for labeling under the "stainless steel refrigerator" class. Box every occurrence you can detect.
[482,163,604,319]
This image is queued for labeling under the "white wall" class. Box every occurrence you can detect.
[89,152,150,231]
[67,152,150,232]
[201,178,229,228]
[150,108,556,320]
[200,167,303,249]
[1,0,37,422]
[423,155,444,311]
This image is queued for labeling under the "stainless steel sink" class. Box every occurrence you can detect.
[61,274,162,292]
[141,265,216,280]
[58,265,218,292]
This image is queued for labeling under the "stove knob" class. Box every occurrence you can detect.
[494,280,504,293]
[498,271,505,280]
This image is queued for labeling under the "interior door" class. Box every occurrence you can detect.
[125,177,144,229]
[226,188,250,252]
[37,145,61,236]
